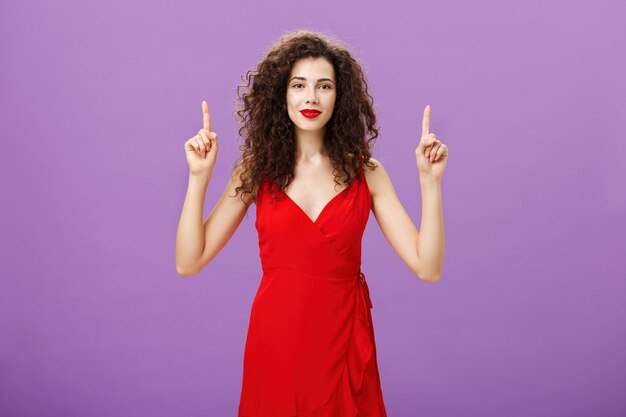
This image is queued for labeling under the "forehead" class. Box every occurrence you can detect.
[289,57,335,78]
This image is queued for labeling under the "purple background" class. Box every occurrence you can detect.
[2,0,625,416]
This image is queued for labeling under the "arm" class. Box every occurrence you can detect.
[364,158,445,282]
[416,177,445,282]
[175,173,211,275]
[175,163,250,276]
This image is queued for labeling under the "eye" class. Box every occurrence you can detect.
[292,83,333,89]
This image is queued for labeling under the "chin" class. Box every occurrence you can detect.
[296,126,324,132]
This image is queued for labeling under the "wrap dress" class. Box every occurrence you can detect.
[238,162,388,417]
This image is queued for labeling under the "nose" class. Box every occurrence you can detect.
[305,88,319,104]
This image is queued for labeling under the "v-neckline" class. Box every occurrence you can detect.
[280,177,358,225]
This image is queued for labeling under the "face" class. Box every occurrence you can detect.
[286,56,337,133]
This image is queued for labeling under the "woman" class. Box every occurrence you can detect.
[176,30,447,417]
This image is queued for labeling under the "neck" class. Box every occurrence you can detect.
[293,127,327,161]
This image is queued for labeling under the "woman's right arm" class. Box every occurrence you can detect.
[175,100,250,276]
[175,166,249,276]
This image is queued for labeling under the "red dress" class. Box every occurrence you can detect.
[238,164,388,417]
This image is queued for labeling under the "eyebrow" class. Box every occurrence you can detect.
[290,76,335,84]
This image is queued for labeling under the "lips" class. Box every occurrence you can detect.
[300,109,321,118]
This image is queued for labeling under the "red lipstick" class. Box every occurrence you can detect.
[300,109,321,119]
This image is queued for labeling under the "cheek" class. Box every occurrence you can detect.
[286,91,298,105]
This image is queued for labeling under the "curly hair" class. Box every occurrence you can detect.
[230,29,380,206]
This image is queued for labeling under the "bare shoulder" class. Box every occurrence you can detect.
[360,157,424,280]
[225,159,254,207]
[362,157,391,198]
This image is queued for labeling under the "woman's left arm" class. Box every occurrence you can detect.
[366,104,448,282]
[414,104,448,282]
[364,159,445,283]
[415,177,445,282]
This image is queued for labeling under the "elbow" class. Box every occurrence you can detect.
[176,268,193,276]
[176,264,198,276]
[413,258,442,283]
[176,251,208,276]
[415,267,442,283]
[420,274,441,283]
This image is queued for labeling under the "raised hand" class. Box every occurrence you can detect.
[184,100,219,176]
[415,104,448,181]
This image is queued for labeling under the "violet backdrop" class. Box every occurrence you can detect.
[1,0,625,416]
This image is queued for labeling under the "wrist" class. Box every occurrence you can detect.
[419,176,441,186]
[189,172,211,184]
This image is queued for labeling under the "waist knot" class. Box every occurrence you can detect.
[357,269,373,326]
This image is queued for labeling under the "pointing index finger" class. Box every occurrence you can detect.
[202,100,211,131]
[422,104,431,137]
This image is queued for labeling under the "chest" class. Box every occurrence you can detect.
[283,177,351,224]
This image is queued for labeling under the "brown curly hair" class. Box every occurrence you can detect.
[230,29,380,206]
